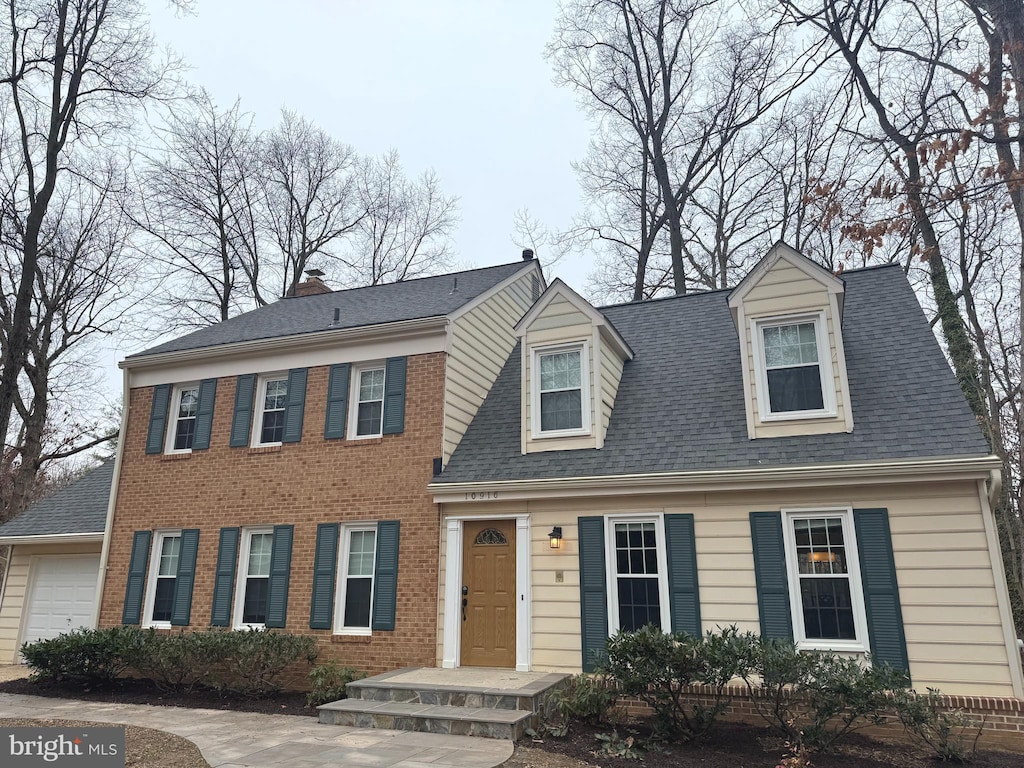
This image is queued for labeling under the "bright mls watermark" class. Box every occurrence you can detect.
[1,727,125,767]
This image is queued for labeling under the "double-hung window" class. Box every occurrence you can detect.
[145,531,181,626]
[254,376,288,446]
[782,509,868,651]
[166,385,199,452]
[336,526,376,633]
[532,343,590,437]
[755,314,833,419]
[235,529,273,627]
[606,517,669,634]
[352,366,386,438]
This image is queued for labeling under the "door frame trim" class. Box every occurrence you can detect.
[442,514,531,672]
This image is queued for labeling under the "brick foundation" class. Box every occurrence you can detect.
[100,353,447,677]
[614,686,1024,750]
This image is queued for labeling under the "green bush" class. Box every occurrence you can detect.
[894,688,983,763]
[207,628,318,697]
[21,626,148,685]
[602,625,752,741]
[741,638,911,751]
[549,673,617,727]
[306,661,364,708]
[132,629,228,692]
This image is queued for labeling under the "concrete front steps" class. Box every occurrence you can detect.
[318,667,569,740]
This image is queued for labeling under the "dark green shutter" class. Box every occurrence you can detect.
[749,512,794,640]
[170,529,199,626]
[122,530,152,624]
[211,527,240,627]
[854,508,910,676]
[310,524,339,629]
[665,514,702,637]
[145,385,171,454]
[230,374,256,447]
[382,357,407,435]
[324,364,350,439]
[192,379,218,450]
[265,525,294,628]
[281,368,307,443]
[371,520,400,630]
[578,516,609,672]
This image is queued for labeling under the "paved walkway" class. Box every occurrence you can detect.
[0,693,514,768]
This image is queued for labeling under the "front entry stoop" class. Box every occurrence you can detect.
[317,667,569,740]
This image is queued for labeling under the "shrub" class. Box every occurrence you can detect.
[306,661,364,708]
[741,638,910,751]
[894,688,983,763]
[21,626,148,686]
[132,629,228,692]
[549,673,617,727]
[207,628,318,697]
[602,625,752,741]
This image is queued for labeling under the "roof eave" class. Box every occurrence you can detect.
[0,532,104,545]
[121,315,450,370]
[430,454,1001,502]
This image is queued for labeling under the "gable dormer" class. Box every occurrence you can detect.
[515,280,633,454]
[728,242,853,439]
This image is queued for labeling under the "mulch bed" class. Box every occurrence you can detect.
[0,677,314,717]
[529,720,1023,768]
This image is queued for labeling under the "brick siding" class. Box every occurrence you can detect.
[99,353,446,678]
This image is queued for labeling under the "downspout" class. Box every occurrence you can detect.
[91,367,130,628]
[988,467,1002,510]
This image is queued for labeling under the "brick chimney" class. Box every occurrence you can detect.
[289,269,331,297]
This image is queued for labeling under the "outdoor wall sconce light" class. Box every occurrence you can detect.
[549,526,563,549]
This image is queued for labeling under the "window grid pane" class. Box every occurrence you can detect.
[538,349,583,432]
[356,369,385,436]
[347,530,376,577]
[793,516,856,641]
[158,536,181,577]
[247,533,273,577]
[243,577,269,624]
[613,522,661,632]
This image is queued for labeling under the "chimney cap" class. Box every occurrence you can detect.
[305,268,325,278]
[522,248,534,261]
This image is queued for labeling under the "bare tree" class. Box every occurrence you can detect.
[135,92,262,327]
[0,0,177,474]
[344,150,458,285]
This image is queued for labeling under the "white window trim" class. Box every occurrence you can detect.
[233,526,274,630]
[251,373,288,447]
[604,513,671,635]
[751,311,837,422]
[347,362,386,440]
[781,507,870,653]
[333,523,378,636]
[164,383,200,455]
[530,341,592,439]
[142,529,181,629]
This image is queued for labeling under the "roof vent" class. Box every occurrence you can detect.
[522,248,534,261]
[329,307,341,327]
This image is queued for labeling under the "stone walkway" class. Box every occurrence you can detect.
[0,693,513,768]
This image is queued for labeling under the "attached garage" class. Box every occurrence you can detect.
[0,461,112,662]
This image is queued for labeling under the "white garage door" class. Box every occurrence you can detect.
[22,556,100,646]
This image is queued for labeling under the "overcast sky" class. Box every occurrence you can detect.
[143,0,594,295]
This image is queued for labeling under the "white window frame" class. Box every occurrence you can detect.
[251,373,288,447]
[334,524,378,636]
[531,341,591,439]
[233,527,274,630]
[604,513,671,635]
[142,529,182,628]
[781,507,870,653]
[164,383,200,454]
[347,363,387,440]
[751,312,836,421]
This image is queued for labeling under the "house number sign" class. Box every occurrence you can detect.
[465,491,499,500]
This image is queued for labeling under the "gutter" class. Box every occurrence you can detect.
[0,532,104,546]
[430,455,1002,502]
[988,467,1003,509]
[121,316,449,370]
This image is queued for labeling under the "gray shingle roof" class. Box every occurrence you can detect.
[0,460,113,537]
[437,265,990,483]
[131,261,533,358]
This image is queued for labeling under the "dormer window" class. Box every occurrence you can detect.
[753,313,835,420]
[532,343,591,437]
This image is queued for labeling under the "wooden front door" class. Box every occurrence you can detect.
[460,519,516,667]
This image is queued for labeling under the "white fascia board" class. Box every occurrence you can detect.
[515,279,634,360]
[447,261,543,323]
[430,455,1002,503]
[125,317,449,389]
[0,532,104,545]
[729,241,845,309]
